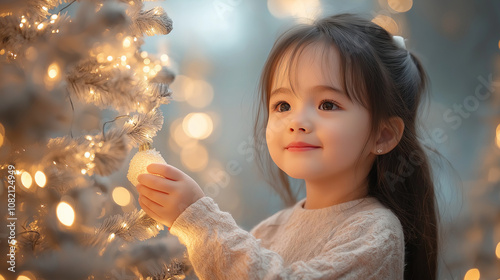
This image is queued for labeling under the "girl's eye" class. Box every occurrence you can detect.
[319,100,340,111]
[273,101,291,112]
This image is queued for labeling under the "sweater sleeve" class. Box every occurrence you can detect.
[169,197,404,280]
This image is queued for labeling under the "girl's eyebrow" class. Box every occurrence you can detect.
[310,85,345,96]
[270,85,345,97]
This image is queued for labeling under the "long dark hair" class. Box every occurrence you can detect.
[253,13,438,279]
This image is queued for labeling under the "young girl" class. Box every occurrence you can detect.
[136,13,438,279]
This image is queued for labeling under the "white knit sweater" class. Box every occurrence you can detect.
[170,196,405,280]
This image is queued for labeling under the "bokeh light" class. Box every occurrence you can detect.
[267,0,321,21]
[180,143,209,171]
[0,274,5,280]
[21,172,32,189]
[16,271,36,280]
[47,63,59,79]
[34,171,46,188]
[185,79,214,108]
[496,124,500,149]
[182,113,213,140]
[372,14,399,35]
[464,268,480,280]
[57,201,75,227]
[0,122,4,148]
[496,241,500,259]
[387,0,413,13]
[112,186,131,206]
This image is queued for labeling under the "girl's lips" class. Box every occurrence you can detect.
[286,146,320,152]
[285,141,321,151]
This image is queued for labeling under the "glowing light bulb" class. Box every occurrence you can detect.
[496,242,500,259]
[123,37,132,48]
[37,23,44,30]
[84,152,90,158]
[21,172,32,188]
[182,113,213,140]
[464,268,480,280]
[112,186,131,206]
[57,202,75,226]
[51,15,58,20]
[108,233,115,241]
[34,171,46,188]
[47,63,59,79]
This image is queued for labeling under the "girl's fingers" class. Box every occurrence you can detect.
[137,173,175,193]
[138,195,164,222]
[147,163,184,181]
[137,184,170,206]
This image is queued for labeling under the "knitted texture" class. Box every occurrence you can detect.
[170,196,405,280]
[127,148,167,186]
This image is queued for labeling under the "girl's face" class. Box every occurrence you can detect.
[266,43,375,184]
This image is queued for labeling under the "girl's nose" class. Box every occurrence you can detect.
[288,113,312,133]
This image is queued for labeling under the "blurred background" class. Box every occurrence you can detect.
[103,0,500,279]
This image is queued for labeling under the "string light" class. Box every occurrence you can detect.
[34,171,46,188]
[56,202,75,227]
[108,233,115,241]
[123,37,132,48]
[21,172,33,188]
[463,268,480,280]
[112,186,131,206]
[107,56,113,62]
[37,23,44,30]
[47,63,59,79]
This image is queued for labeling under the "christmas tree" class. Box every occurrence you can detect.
[0,0,191,279]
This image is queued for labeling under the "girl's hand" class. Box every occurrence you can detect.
[136,163,205,228]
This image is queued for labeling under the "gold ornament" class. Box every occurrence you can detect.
[127,142,167,186]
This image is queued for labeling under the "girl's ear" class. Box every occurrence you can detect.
[373,117,404,155]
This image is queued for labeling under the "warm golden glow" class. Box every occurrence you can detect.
[496,124,500,149]
[34,171,46,188]
[140,51,148,58]
[144,58,150,65]
[161,54,169,62]
[267,0,321,21]
[143,66,150,73]
[107,56,113,62]
[51,15,58,20]
[123,37,132,48]
[496,242,500,259]
[57,202,75,226]
[81,169,87,175]
[17,276,31,280]
[388,0,413,12]
[181,143,209,171]
[108,233,115,241]
[372,15,399,35]
[182,113,213,140]
[0,274,5,280]
[112,186,131,206]
[37,23,44,30]
[0,134,4,148]
[47,63,59,79]
[21,172,32,188]
[464,268,480,280]
[185,80,214,108]
[171,119,196,148]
